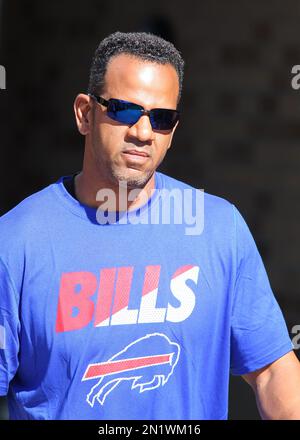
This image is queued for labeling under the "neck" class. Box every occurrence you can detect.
[74,168,156,212]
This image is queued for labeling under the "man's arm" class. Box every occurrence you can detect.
[242,351,300,419]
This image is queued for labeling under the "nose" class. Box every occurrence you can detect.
[126,114,155,144]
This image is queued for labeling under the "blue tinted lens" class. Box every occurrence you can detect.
[150,109,179,130]
[106,99,179,130]
[107,99,141,125]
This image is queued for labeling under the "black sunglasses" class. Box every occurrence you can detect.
[89,94,180,131]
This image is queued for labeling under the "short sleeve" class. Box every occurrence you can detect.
[230,206,294,375]
[0,258,20,395]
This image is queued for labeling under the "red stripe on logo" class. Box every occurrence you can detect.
[83,353,172,380]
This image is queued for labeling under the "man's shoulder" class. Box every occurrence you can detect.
[159,172,234,213]
[0,181,58,234]
[0,181,61,281]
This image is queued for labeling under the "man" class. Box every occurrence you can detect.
[0,31,299,420]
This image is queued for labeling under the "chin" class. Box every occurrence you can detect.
[112,167,153,189]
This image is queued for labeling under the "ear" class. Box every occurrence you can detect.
[166,120,179,150]
[74,93,92,135]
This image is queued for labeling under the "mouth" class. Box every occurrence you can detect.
[121,150,151,166]
[122,149,150,158]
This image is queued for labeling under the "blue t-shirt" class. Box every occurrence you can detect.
[0,172,293,420]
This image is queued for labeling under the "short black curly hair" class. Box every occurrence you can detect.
[88,31,184,103]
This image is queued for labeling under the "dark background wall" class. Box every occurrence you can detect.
[0,0,299,420]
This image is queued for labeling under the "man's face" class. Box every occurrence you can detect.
[87,54,179,189]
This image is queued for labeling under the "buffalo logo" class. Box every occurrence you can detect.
[82,333,180,407]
